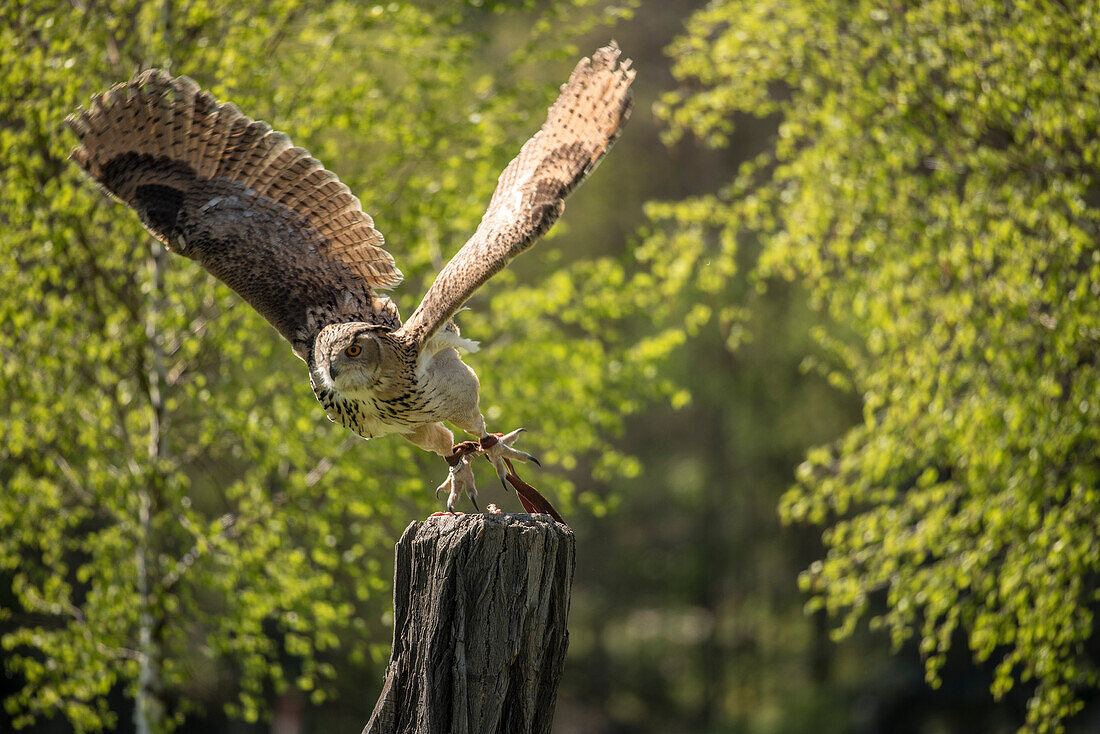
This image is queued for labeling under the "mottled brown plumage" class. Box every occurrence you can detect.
[68,44,635,512]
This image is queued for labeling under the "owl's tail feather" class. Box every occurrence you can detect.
[66,70,402,289]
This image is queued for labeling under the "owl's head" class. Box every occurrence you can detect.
[314,322,388,395]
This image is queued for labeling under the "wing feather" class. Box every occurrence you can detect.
[68,70,403,358]
[397,43,634,348]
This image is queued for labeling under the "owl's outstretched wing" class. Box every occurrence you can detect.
[68,70,403,359]
[396,43,635,349]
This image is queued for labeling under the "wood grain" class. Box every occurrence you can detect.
[364,513,575,734]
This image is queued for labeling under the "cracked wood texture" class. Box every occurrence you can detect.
[363,513,575,734]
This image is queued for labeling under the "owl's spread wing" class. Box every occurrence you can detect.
[396,43,635,349]
[68,70,403,359]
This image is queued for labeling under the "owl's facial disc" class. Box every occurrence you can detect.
[327,330,382,394]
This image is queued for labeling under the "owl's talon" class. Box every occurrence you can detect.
[435,429,539,512]
[435,468,454,500]
[439,455,477,513]
[482,428,540,486]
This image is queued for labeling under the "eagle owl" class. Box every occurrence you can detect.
[68,44,635,515]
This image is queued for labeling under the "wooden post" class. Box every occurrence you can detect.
[363,513,575,734]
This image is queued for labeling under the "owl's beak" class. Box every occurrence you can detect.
[329,364,340,381]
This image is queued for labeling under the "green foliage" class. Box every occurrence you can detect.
[0,1,651,731]
[655,1,1100,731]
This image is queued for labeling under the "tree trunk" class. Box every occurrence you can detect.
[363,513,575,734]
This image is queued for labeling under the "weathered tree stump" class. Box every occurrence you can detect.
[363,513,575,734]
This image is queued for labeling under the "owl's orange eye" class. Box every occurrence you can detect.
[345,344,362,357]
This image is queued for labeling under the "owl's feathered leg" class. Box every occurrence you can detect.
[449,405,541,492]
[436,453,478,513]
[404,423,479,513]
[405,417,543,515]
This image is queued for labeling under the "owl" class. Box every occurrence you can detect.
[68,44,634,517]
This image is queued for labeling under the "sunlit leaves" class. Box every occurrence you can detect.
[658,0,1100,731]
